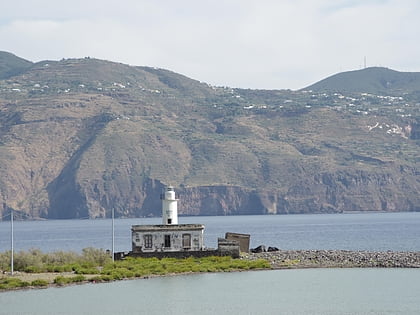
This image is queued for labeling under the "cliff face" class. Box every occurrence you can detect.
[0,54,419,219]
[178,166,420,215]
[73,165,420,218]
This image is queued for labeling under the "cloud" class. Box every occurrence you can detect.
[1,0,420,89]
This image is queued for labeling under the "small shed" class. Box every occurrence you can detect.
[225,232,250,253]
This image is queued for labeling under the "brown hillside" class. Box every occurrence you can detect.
[0,55,419,219]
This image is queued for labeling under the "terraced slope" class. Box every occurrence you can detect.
[0,53,419,219]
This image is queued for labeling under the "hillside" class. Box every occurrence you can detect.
[304,67,420,95]
[0,51,33,80]
[0,52,419,220]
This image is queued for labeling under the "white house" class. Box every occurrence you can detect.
[131,186,205,253]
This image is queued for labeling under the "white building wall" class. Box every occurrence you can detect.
[132,228,204,252]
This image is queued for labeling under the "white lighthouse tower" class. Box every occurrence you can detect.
[130,185,206,254]
[161,186,178,225]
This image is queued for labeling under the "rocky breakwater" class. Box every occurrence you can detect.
[243,250,420,269]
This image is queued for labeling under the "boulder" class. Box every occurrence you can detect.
[251,245,266,253]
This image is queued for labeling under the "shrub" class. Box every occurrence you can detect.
[45,264,73,273]
[0,248,111,273]
[0,278,30,290]
[54,276,69,286]
[81,248,111,266]
[98,275,112,282]
[69,275,86,283]
[134,270,146,277]
[74,267,99,275]
[109,270,124,280]
[0,251,11,271]
[54,275,86,285]
[42,251,79,265]
[248,259,271,269]
[31,279,49,287]
[23,265,43,273]
[13,249,44,272]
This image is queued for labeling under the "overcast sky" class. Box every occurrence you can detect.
[1,0,419,90]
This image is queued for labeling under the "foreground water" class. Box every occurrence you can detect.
[1,212,420,252]
[1,268,420,315]
[1,213,420,314]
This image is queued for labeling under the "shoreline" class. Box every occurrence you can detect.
[2,250,420,293]
[245,250,420,269]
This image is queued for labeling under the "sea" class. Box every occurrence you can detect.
[1,212,420,314]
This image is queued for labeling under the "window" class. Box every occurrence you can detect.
[164,235,171,248]
[144,234,153,249]
[182,234,191,249]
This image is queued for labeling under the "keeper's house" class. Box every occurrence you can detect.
[131,186,205,255]
[113,185,241,260]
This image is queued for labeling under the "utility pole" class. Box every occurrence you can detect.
[10,208,14,275]
[112,207,115,262]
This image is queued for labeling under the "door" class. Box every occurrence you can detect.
[182,234,191,249]
[164,235,171,248]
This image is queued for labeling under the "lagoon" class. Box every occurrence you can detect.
[1,268,420,314]
[1,212,420,314]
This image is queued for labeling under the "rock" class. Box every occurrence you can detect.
[251,245,266,253]
[243,250,420,269]
[267,246,279,252]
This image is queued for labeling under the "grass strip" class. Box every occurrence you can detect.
[1,249,270,290]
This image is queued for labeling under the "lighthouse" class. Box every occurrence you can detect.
[130,185,205,255]
[161,186,178,225]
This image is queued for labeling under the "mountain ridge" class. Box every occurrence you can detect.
[304,66,420,94]
[0,51,33,80]
[0,52,419,220]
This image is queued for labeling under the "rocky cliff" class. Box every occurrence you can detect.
[0,53,419,219]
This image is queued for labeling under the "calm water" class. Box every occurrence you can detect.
[1,212,420,314]
[1,212,420,253]
[1,268,420,314]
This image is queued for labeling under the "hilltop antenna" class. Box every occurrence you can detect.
[364,56,367,69]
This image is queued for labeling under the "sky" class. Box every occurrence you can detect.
[1,0,420,90]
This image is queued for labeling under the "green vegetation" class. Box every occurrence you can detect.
[0,277,29,290]
[54,275,86,286]
[30,279,49,287]
[0,277,49,290]
[0,249,271,290]
[0,248,111,273]
[96,256,270,281]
